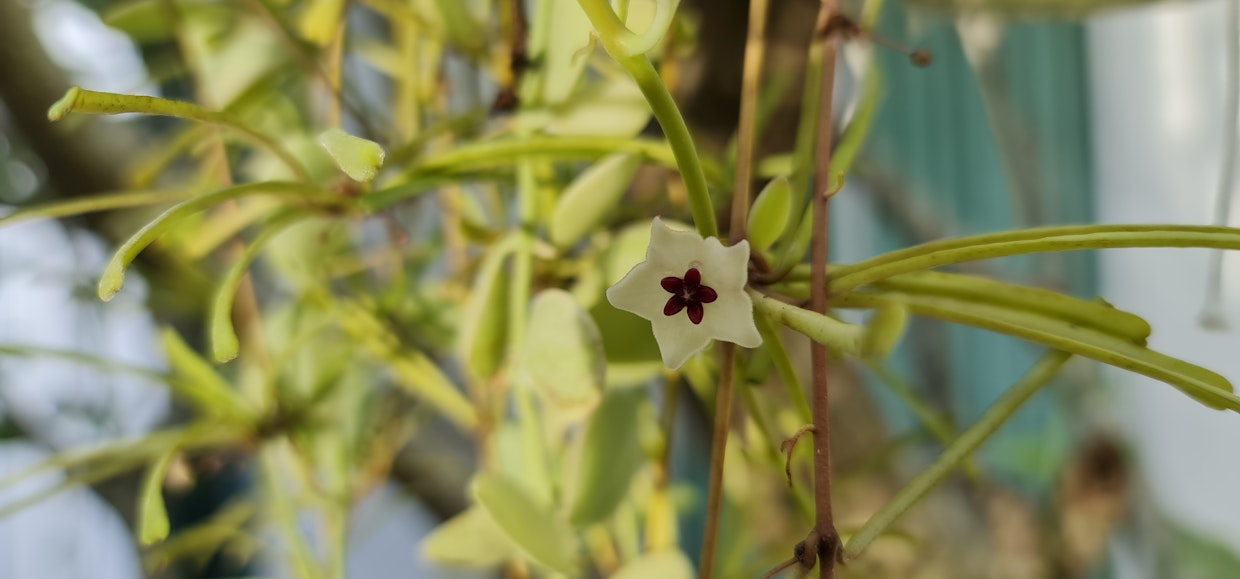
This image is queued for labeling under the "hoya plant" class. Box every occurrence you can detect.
[1,0,1237,577]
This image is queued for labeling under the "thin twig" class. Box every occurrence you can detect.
[760,557,799,579]
[781,424,816,488]
[698,0,771,576]
[809,1,843,576]
[698,344,736,579]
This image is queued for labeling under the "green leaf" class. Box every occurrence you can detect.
[431,0,486,55]
[838,291,1240,412]
[138,447,177,546]
[421,506,518,568]
[541,76,652,138]
[747,176,792,251]
[456,238,515,381]
[472,472,578,574]
[828,225,1240,293]
[569,388,645,526]
[298,0,346,45]
[861,300,908,358]
[318,128,385,183]
[750,291,868,357]
[611,550,695,579]
[550,153,642,248]
[523,290,606,416]
[94,181,333,301]
[525,0,594,104]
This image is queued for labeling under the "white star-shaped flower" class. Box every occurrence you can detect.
[606,217,763,370]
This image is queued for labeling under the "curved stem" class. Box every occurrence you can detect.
[575,0,678,58]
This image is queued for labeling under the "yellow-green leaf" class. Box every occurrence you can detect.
[421,506,518,568]
[137,448,177,546]
[318,128,385,183]
[457,239,515,381]
[523,290,605,417]
[611,550,695,579]
[550,153,641,248]
[747,176,792,251]
[569,388,645,526]
[472,472,578,574]
[161,328,254,421]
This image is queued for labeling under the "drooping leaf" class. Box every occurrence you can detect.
[472,472,578,574]
[550,153,642,248]
[421,507,518,568]
[569,388,646,526]
[137,447,177,546]
[161,328,254,421]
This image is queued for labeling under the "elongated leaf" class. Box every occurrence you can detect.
[747,177,792,251]
[870,271,1151,344]
[138,448,177,546]
[528,0,594,104]
[611,550,695,579]
[0,189,196,227]
[421,506,518,568]
[472,472,578,574]
[48,87,309,181]
[569,389,645,526]
[457,238,514,381]
[827,225,1240,292]
[750,292,867,356]
[550,153,641,248]
[837,292,1240,411]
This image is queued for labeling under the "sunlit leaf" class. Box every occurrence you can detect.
[550,153,641,248]
[472,472,578,574]
[161,328,255,420]
[318,128,385,183]
[747,176,792,251]
[421,506,518,568]
[569,388,645,526]
[457,238,514,381]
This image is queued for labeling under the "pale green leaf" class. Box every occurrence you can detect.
[472,472,578,574]
[523,290,605,417]
[747,176,792,251]
[569,388,645,526]
[160,328,255,421]
[542,77,652,138]
[611,550,695,579]
[456,238,514,381]
[422,507,518,568]
[318,128,385,183]
[550,153,641,248]
[138,448,177,546]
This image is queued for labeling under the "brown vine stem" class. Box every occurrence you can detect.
[810,1,842,577]
[698,0,770,576]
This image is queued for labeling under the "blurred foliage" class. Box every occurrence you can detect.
[1,0,1240,578]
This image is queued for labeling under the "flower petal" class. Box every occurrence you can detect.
[660,276,683,294]
[697,288,762,348]
[647,217,706,273]
[649,314,713,370]
[699,237,751,290]
[606,261,667,321]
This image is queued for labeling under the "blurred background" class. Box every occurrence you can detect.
[2,0,1240,577]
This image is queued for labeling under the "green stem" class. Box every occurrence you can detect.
[755,314,813,425]
[843,351,1071,558]
[576,0,717,238]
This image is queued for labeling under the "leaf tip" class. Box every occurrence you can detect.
[48,87,82,122]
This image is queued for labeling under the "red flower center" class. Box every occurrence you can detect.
[660,267,718,325]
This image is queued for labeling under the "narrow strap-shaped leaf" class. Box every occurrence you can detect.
[48,87,311,181]
[161,328,257,420]
[137,446,177,546]
[210,211,314,362]
[837,291,1240,411]
[826,225,1240,292]
[0,189,196,227]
